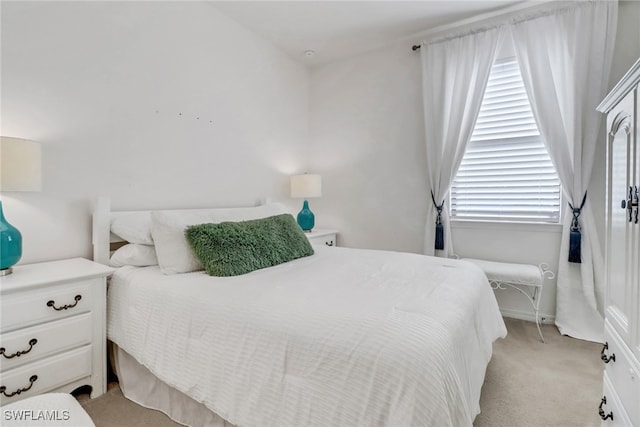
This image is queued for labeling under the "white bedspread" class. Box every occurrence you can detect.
[107,246,506,427]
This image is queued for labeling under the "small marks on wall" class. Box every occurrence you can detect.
[154,109,214,125]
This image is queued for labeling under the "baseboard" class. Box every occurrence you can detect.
[500,307,555,324]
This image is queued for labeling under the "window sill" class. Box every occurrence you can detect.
[450,219,563,234]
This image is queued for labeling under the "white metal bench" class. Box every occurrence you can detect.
[462,258,555,343]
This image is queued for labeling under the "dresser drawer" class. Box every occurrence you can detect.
[0,280,96,333]
[307,233,337,247]
[603,321,640,426]
[0,345,92,405]
[0,313,92,372]
[602,372,633,426]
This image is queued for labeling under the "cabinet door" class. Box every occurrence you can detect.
[606,89,636,344]
[632,85,640,363]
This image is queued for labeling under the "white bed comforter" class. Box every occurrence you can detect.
[107,246,506,427]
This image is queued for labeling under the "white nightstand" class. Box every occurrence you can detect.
[0,258,114,405]
[305,229,338,247]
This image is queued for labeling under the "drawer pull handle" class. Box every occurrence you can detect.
[0,339,38,359]
[599,396,614,421]
[46,294,82,311]
[600,342,616,363]
[601,352,616,363]
[325,240,334,247]
[627,186,638,223]
[0,375,38,398]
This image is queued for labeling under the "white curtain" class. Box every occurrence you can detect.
[511,1,618,342]
[421,27,506,257]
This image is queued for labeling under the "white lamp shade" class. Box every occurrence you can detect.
[290,174,321,198]
[0,137,42,192]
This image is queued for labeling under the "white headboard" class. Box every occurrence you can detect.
[92,197,112,266]
[91,197,273,266]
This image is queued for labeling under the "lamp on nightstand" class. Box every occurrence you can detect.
[290,173,321,232]
[0,137,42,275]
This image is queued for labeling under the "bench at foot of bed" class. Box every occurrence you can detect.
[462,258,555,343]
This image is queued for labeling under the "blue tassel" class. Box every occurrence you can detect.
[568,192,587,264]
[568,229,581,263]
[431,191,445,251]
[435,222,444,250]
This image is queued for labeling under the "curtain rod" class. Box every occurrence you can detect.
[410,1,598,52]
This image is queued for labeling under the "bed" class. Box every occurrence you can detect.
[92,198,506,427]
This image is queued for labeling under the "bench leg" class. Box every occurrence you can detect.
[534,283,544,343]
[535,309,545,343]
[490,279,545,343]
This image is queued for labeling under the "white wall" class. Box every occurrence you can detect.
[309,1,640,322]
[3,0,638,321]
[1,1,310,264]
[309,42,428,254]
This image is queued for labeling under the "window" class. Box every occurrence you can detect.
[450,57,561,223]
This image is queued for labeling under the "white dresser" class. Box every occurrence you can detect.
[597,58,640,426]
[0,258,113,405]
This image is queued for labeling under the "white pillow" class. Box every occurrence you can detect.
[110,244,158,267]
[111,212,153,245]
[151,203,289,275]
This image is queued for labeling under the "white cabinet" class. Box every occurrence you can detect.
[305,229,338,247]
[598,58,640,426]
[0,258,113,405]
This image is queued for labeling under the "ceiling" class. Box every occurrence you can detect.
[211,1,526,67]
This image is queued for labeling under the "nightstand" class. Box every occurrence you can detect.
[0,258,114,405]
[305,229,338,247]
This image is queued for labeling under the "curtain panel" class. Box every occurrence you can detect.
[419,0,617,342]
[420,27,506,257]
[511,0,618,342]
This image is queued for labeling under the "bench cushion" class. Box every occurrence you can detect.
[462,258,541,286]
[0,393,95,426]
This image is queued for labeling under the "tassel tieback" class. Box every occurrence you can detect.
[568,192,587,264]
[431,191,445,250]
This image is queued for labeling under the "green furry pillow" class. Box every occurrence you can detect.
[185,214,314,276]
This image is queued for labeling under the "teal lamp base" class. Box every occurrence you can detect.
[297,200,315,231]
[0,201,22,275]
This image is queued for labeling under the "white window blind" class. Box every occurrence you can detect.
[450,57,561,223]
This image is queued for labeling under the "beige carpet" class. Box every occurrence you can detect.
[77,318,603,426]
[474,318,602,427]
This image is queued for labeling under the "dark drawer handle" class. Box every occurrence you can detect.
[600,342,616,363]
[601,342,609,355]
[0,339,38,359]
[0,375,38,398]
[46,294,82,311]
[325,240,334,247]
[599,396,614,421]
[601,352,616,363]
[627,186,638,223]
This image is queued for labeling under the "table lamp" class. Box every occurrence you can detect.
[0,137,42,275]
[290,174,321,231]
